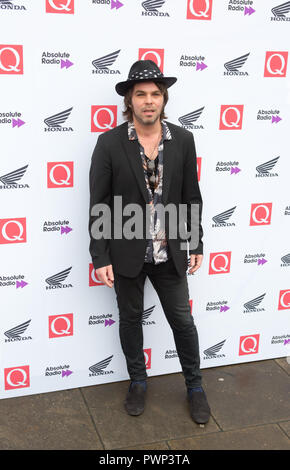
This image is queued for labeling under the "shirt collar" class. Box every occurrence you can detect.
[128,120,172,142]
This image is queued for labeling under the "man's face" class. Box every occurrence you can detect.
[130,82,165,126]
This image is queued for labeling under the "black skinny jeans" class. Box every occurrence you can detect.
[114,258,202,388]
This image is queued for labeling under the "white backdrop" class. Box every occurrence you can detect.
[1,0,290,399]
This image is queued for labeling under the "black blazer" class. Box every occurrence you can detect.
[89,121,203,278]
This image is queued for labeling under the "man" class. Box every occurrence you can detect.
[89,60,210,424]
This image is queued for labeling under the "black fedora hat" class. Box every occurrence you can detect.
[115,59,177,96]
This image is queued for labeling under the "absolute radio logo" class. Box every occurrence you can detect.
[209,252,231,275]
[255,156,279,178]
[187,0,213,20]
[138,49,164,73]
[216,160,241,174]
[45,364,73,377]
[227,0,256,15]
[264,51,288,77]
[212,206,236,227]
[219,105,244,130]
[0,0,26,10]
[47,162,74,188]
[43,219,72,235]
[91,105,117,132]
[141,0,169,17]
[41,51,73,70]
[0,45,23,74]
[0,217,26,244]
[0,272,28,289]
[271,2,290,21]
[0,165,29,190]
[44,107,73,132]
[239,334,260,356]
[178,107,205,130]
[257,109,282,124]
[179,53,207,71]
[249,203,272,226]
[91,0,123,9]
[206,300,230,313]
[0,111,25,128]
[46,0,74,14]
[224,52,250,76]
[48,313,73,338]
[92,50,121,75]
[244,252,267,266]
[4,365,30,390]
[88,313,115,327]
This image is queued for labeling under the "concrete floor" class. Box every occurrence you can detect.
[0,358,289,450]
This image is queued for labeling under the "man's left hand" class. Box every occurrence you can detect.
[188,254,203,275]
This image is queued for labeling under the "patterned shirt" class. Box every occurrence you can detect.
[128,120,172,264]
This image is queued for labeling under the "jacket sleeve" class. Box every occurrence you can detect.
[181,132,204,255]
[88,135,112,269]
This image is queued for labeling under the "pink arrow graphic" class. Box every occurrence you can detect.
[230,166,241,175]
[244,6,255,15]
[272,115,282,124]
[12,118,25,128]
[16,280,28,289]
[61,59,74,69]
[257,258,267,265]
[105,319,115,327]
[61,226,72,235]
[62,370,73,377]
[196,62,207,71]
[111,0,123,9]
[220,305,230,312]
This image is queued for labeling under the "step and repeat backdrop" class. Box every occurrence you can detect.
[1,0,289,399]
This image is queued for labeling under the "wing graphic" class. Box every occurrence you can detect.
[212,206,236,224]
[243,293,266,311]
[203,340,226,357]
[271,1,290,17]
[92,50,120,70]
[142,0,165,11]
[178,107,204,125]
[89,355,113,373]
[44,107,73,128]
[4,319,31,339]
[0,164,28,185]
[224,53,250,72]
[256,156,279,174]
[45,267,72,286]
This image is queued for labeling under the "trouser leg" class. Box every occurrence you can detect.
[148,259,202,388]
[114,270,147,382]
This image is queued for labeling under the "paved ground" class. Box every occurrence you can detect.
[0,358,289,450]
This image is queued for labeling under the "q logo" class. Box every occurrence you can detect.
[91,105,117,133]
[264,51,288,78]
[47,162,74,188]
[4,366,30,390]
[144,348,152,369]
[89,263,105,286]
[219,105,244,130]
[186,0,213,20]
[278,290,290,310]
[196,157,201,182]
[0,45,23,74]
[46,0,74,14]
[49,314,74,338]
[209,251,231,275]
[239,334,260,356]
[138,48,164,72]
[0,218,26,244]
[249,203,272,226]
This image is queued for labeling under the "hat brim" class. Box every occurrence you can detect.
[115,76,177,96]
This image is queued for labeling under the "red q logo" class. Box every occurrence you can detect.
[91,106,117,133]
[249,203,272,226]
[46,0,74,14]
[89,263,105,286]
[138,48,164,73]
[264,51,288,78]
[239,334,260,356]
[144,348,152,369]
[4,366,30,390]
[219,105,244,130]
[47,162,74,188]
[196,157,201,182]
[0,218,26,244]
[0,45,23,75]
[278,290,290,310]
[187,0,213,20]
[209,252,231,275]
[49,314,73,338]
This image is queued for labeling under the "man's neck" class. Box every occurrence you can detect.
[133,118,162,139]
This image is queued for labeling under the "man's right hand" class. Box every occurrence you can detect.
[95,264,114,288]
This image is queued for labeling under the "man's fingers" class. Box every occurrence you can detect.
[95,265,114,288]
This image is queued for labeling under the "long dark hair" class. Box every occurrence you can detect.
[122,81,168,122]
